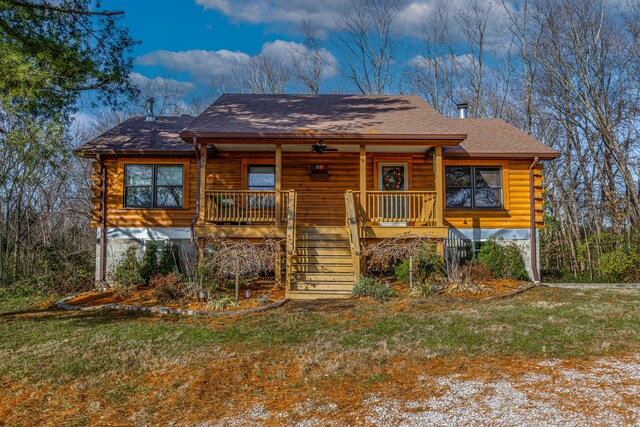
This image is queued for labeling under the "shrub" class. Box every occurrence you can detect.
[477,238,529,281]
[394,259,411,283]
[476,238,504,278]
[394,249,444,284]
[150,273,185,303]
[597,248,640,282]
[205,237,281,300]
[158,242,181,275]
[207,294,240,311]
[110,246,143,298]
[465,260,494,283]
[139,241,160,283]
[352,275,398,302]
[409,281,437,298]
[503,241,529,280]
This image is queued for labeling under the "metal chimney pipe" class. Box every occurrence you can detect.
[456,102,468,119]
[145,97,156,121]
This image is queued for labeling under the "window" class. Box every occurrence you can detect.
[247,165,275,209]
[247,165,275,190]
[445,166,503,209]
[124,164,184,208]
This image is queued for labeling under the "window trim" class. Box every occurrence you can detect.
[241,158,275,190]
[119,159,190,210]
[442,160,510,212]
[373,156,413,191]
[247,164,276,191]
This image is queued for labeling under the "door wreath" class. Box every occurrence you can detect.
[383,168,404,191]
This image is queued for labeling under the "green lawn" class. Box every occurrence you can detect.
[2,286,640,425]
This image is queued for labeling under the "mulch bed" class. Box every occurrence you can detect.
[57,280,288,317]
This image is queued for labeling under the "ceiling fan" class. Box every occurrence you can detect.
[311,140,338,154]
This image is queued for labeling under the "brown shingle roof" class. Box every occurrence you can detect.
[75,94,559,159]
[179,94,465,139]
[445,118,559,159]
[75,116,195,157]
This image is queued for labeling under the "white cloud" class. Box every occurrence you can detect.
[135,49,251,84]
[195,0,343,27]
[135,41,339,86]
[260,40,338,78]
[408,53,475,69]
[195,0,513,43]
[129,72,196,95]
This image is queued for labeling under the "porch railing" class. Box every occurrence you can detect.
[285,190,297,292]
[204,190,290,224]
[354,191,438,225]
[345,190,361,278]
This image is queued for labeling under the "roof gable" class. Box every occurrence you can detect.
[180,94,462,138]
[76,116,194,156]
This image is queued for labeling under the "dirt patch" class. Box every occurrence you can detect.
[285,298,359,312]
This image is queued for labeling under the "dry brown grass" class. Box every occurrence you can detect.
[3,287,640,425]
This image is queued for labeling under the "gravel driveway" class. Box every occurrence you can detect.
[204,354,640,426]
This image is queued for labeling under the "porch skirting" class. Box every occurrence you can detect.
[95,226,540,284]
[447,228,540,282]
[94,227,195,283]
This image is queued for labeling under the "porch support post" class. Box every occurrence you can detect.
[434,146,444,227]
[275,143,282,226]
[274,251,282,288]
[198,142,207,224]
[359,144,366,201]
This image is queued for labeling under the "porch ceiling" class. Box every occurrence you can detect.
[207,143,440,153]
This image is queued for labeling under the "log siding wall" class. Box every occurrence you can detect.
[91,152,544,229]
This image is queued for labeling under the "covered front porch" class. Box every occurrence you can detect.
[192,141,450,237]
[191,140,454,298]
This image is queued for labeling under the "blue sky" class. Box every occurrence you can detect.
[111,1,274,60]
[103,0,340,98]
[75,0,512,123]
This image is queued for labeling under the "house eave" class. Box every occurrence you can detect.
[178,132,468,146]
[444,151,560,160]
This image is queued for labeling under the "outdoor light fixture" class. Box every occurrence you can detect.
[310,164,329,181]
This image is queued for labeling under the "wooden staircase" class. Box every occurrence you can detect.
[287,226,357,299]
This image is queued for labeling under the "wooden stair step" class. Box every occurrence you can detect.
[292,283,355,291]
[290,264,355,273]
[295,247,352,256]
[296,234,350,242]
[292,272,355,282]
[296,226,349,233]
[288,290,352,300]
[292,256,354,264]
[296,240,350,248]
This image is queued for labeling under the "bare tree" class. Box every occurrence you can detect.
[291,20,331,94]
[333,0,404,95]
[239,55,291,94]
[405,1,456,115]
[452,0,498,117]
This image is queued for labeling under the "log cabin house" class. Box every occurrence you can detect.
[76,94,559,299]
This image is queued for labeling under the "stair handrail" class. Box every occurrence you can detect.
[285,190,297,293]
[345,190,361,278]
[286,190,297,254]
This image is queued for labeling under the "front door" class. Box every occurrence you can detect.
[378,162,408,225]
